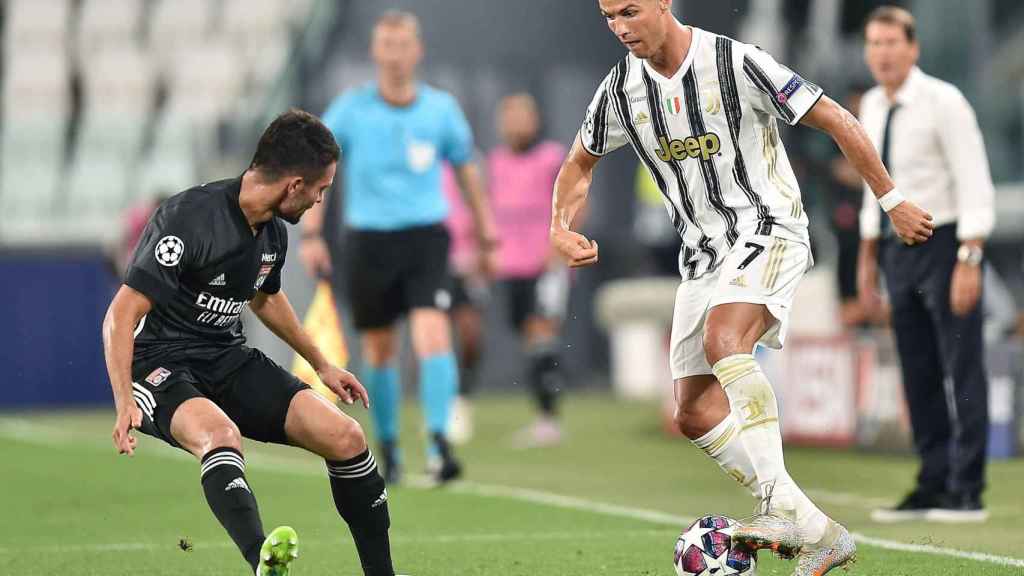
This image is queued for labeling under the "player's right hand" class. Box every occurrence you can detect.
[112,405,142,456]
[887,200,934,245]
[299,236,332,278]
[551,228,599,268]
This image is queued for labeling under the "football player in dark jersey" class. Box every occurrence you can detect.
[102,110,394,576]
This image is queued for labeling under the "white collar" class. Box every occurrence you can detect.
[891,66,924,106]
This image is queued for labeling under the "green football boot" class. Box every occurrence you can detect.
[257,526,299,576]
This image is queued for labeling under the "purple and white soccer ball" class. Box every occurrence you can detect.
[674,515,756,576]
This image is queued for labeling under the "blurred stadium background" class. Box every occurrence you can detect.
[2,1,1024,574]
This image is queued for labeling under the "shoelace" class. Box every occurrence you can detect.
[738,479,779,526]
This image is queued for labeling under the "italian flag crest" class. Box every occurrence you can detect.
[664,96,682,116]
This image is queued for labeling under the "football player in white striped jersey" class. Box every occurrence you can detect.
[550,1,934,574]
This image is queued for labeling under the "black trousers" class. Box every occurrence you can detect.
[881,224,988,499]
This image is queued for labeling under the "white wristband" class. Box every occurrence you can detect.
[878,188,905,212]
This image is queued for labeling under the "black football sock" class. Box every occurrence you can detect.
[200,447,265,571]
[458,357,479,397]
[326,450,394,576]
[527,346,563,417]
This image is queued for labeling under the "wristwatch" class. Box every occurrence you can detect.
[956,244,984,266]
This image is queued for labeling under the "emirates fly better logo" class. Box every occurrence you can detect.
[155,236,185,267]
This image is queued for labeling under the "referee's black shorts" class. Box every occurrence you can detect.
[341,224,452,330]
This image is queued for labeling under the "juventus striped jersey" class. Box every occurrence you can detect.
[580,27,823,280]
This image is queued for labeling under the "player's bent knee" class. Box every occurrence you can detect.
[673,401,708,439]
[331,418,368,460]
[207,423,243,453]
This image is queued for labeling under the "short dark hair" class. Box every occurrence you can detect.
[375,10,420,37]
[250,109,340,182]
[865,5,916,43]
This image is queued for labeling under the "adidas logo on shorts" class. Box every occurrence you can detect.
[729,275,748,288]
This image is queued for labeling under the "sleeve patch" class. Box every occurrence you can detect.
[154,235,185,267]
[777,75,804,105]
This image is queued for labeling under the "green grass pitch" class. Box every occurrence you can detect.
[1,394,1021,575]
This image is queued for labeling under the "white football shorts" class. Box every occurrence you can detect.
[669,235,812,379]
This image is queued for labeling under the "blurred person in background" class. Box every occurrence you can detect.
[441,162,488,444]
[858,6,995,523]
[552,1,933,573]
[300,11,498,485]
[489,93,569,448]
[633,163,682,276]
[825,88,887,329]
[103,111,395,576]
[112,191,172,278]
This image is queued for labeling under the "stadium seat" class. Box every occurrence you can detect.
[0,155,62,221]
[166,41,243,122]
[221,0,288,38]
[65,153,131,218]
[137,151,197,201]
[247,33,292,93]
[2,51,71,119]
[76,0,144,58]
[3,0,70,53]
[137,111,199,200]
[148,0,216,74]
[1,53,70,205]
[77,48,156,159]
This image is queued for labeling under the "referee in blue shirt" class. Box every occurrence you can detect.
[301,10,497,485]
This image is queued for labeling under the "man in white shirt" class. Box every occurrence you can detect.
[552,1,934,574]
[858,6,994,523]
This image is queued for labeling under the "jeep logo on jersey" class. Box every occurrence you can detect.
[655,133,721,162]
[195,292,249,315]
[261,253,277,263]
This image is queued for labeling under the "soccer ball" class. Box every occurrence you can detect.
[674,515,756,576]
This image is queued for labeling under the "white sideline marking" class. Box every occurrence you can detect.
[852,533,1024,568]
[2,419,1023,568]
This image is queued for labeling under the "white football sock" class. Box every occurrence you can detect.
[691,412,759,498]
[713,353,828,543]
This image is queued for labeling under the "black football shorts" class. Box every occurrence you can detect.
[129,347,310,450]
[341,224,452,330]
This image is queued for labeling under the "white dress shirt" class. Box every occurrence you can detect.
[859,66,995,240]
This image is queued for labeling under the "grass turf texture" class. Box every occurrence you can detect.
[1,393,1022,575]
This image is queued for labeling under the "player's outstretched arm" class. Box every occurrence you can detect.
[102,285,152,456]
[249,291,368,408]
[550,135,601,268]
[800,95,934,245]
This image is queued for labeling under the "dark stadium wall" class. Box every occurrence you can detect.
[0,251,118,407]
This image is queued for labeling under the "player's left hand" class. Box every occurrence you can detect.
[317,365,370,408]
[887,200,934,245]
[950,261,982,317]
